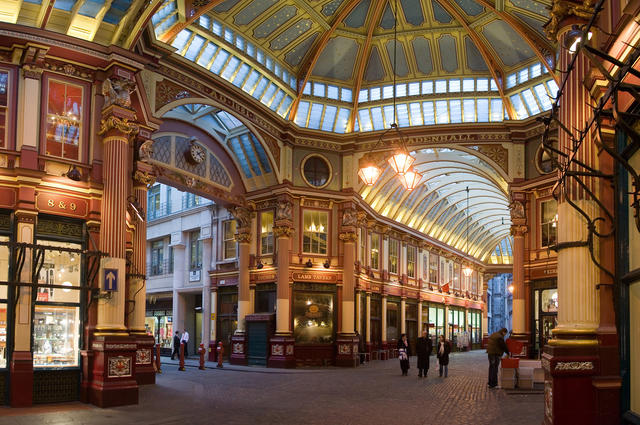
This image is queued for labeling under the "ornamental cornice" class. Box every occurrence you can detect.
[99,115,139,137]
[234,230,251,244]
[22,64,43,80]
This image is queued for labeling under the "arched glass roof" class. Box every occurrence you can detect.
[360,147,511,261]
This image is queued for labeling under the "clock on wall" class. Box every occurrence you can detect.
[186,140,205,164]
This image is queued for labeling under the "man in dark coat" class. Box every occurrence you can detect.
[416,330,433,378]
[171,331,180,360]
[487,328,510,388]
[436,335,451,377]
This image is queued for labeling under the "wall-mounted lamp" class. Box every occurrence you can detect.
[256,260,264,269]
[305,259,313,268]
[128,196,145,222]
[508,284,515,294]
[323,259,330,269]
[565,24,592,54]
[63,165,82,182]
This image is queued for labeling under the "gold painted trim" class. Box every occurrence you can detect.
[547,338,599,347]
[551,328,598,335]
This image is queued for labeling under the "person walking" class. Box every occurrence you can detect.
[436,335,451,378]
[398,333,411,376]
[487,327,510,389]
[416,330,432,378]
[171,331,180,360]
[180,328,190,357]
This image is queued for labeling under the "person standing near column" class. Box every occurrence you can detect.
[416,330,432,378]
[181,329,189,357]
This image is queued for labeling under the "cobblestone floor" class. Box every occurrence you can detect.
[0,351,543,425]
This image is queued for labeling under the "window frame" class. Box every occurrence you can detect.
[407,245,416,279]
[150,239,164,276]
[0,66,17,151]
[259,210,274,256]
[302,209,329,256]
[389,238,399,275]
[370,233,380,270]
[540,199,558,248]
[189,230,202,270]
[222,219,237,260]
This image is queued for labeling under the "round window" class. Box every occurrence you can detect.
[302,155,331,188]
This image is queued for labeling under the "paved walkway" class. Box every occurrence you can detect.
[0,351,543,425]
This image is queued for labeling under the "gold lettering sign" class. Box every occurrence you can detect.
[37,193,88,217]
[292,272,337,283]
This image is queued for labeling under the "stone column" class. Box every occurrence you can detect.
[208,288,218,361]
[230,206,251,366]
[268,198,295,368]
[336,206,359,367]
[381,295,388,357]
[131,166,156,385]
[365,292,372,344]
[200,225,213,350]
[509,201,529,357]
[542,9,615,424]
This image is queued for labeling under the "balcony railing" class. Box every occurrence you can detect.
[147,260,173,277]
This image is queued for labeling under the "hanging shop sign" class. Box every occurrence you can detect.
[36,192,88,218]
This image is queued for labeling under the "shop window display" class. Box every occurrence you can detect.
[33,240,82,368]
[293,289,334,344]
[387,301,400,341]
[45,79,83,161]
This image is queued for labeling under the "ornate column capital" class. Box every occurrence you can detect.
[544,0,595,41]
[510,224,529,237]
[99,114,139,138]
[133,170,156,188]
[234,231,251,244]
[273,225,294,238]
[339,231,358,243]
[231,205,252,243]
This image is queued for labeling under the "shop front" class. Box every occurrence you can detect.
[530,279,557,358]
[386,297,401,347]
[448,306,466,351]
[0,213,11,405]
[405,301,418,353]
[468,309,482,349]
[428,302,445,351]
[293,282,336,366]
[216,286,238,359]
[145,297,173,356]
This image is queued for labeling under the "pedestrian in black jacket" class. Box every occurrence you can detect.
[416,330,433,378]
[398,333,411,376]
[171,331,180,360]
[487,328,510,388]
[436,335,451,378]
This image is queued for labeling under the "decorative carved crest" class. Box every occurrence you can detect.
[231,206,252,229]
[341,208,357,227]
[276,200,292,221]
[102,77,135,109]
[544,0,595,40]
[509,200,526,220]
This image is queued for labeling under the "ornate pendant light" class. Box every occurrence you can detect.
[357,156,382,186]
[399,169,422,191]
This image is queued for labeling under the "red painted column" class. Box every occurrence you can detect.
[336,205,359,367]
[230,207,252,366]
[510,209,529,357]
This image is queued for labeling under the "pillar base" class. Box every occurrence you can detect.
[542,343,598,425]
[80,349,94,403]
[88,335,139,408]
[10,351,33,407]
[134,334,156,385]
[229,333,248,366]
[335,335,359,367]
[208,341,217,362]
[509,332,530,358]
[380,341,389,360]
[267,335,296,368]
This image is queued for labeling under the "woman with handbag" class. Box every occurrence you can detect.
[436,335,451,378]
[398,333,411,376]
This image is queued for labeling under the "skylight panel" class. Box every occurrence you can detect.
[533,84,552,110]
[289,76,297,89]
[490,79,498,91]
[327,85,339,100]
[449,100,462,123]
[396,83,407,97]
[463,79,474,92]
[232,64,251,87]
[490,99,503,121]
[246,42,255,57]
[277,96,293,117]
[449,79,461,93]
[518,68,529,84]
[171,30,191,51]
[302,83,311,95]
[409,102,423,125]
[197,43,217,68]
[295,101,310,126]
[521,89,540,115]
[383,105,395,126]
[435,80,447,94]
[274,63,281,78]
[408,82,420,96]
[476,78,488,91]
[256,50,265,64]
[261,83,278,105]
[370,87,381,101]
[531,63,542,78]
[546,80,559,99]
[212,20,222,36]
[422,81,433,94]
[313,82,326,97]
[229,137,252,178]
[270,90,286,110]
[184,35,206,61]
[251,133,272,173]
[435,100,448,123]
[235,35,245,51]
[242,70,261,92]
[265,56,274,72]
[358,109,373,131]
[308,103,324,129]
[506,74,517,88]
[396,104,409,127]
[359,89,369,103]
[199,15,210,30]
[223,28,233,43]
[321,105,337,132]
[240,133,261,176]
[335,108,350,133]
[510,94,528,119]
[221,56,240,80]
[217,111,242,129]
[371,107,384,130]
[422,101,435,124]
[463,99,475,122]
[477,99,489,122]
[252,77,269,99]
[341,88,353,102]
[382,85,394,99]
[210,49,230,74]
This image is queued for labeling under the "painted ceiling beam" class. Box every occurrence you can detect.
[37,0,54,28]
[288,0,364,122]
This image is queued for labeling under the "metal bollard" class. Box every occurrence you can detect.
[155,343,162,374]
[179,342,185,371]
[199,343,205,370]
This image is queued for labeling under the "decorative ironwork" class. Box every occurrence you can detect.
[36,219,83,239]
[33,370,80,403]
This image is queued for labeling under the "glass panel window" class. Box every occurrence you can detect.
[303,210,328,254]
[223,220,237,259]
[429,252,438,283]
[407,246,416,278]
[293,290,334,344]
[453,262,460,289]
[150,240,164,276]
[389,239,399,275]
[541,288,558,312]
[189,230,202,270]
[371,233,380,270]
[46,79,83,160]
[541,200,558,247]
[260,211,274,255]
[0,70,8,149]
[168,246,174,273]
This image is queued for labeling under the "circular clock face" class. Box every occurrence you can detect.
[189,143,205,164]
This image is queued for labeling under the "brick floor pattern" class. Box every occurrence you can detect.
[0,351,542,425]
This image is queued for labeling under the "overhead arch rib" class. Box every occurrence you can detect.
[159,0,228,44]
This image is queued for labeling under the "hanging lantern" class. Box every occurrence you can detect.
[462,265,473,277]
[388,150,415,175]
[358,161,382,186]
[399,169,422,191]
